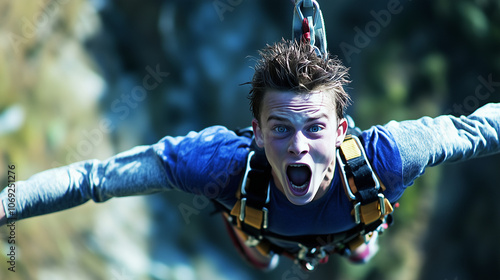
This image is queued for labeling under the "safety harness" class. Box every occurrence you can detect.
[220,0,396,271]
[220,125,395,271]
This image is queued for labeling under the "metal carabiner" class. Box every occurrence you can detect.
[292,0,328,57]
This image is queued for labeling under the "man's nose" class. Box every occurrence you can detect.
[288,131,309,156]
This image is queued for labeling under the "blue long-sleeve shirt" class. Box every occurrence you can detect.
[2,103,499,238]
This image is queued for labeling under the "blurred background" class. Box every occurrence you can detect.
[1,0,500,279]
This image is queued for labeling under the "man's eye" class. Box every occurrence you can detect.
[308,125,323,133]
[273,126,288,133]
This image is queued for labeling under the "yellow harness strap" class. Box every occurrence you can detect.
[230,198,266,230]
[338,135,393,225]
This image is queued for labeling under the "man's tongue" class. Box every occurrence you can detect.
[287,165,311,195]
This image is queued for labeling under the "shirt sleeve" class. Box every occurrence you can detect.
[360,103,500,203]
[0,125,251,221]
[154,125,250,201]
[385,103,500,188]
[360,125,405,203]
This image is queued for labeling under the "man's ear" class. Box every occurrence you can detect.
[335,118,348,147]
[252,118,265,148]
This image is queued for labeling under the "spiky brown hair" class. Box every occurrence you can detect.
[248,39,351,122]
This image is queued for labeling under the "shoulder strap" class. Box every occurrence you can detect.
[230,128,272,237]
[337,134,393,225]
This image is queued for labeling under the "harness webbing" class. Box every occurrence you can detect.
[224,132,395,271]
[221,1,395,271]
[230,143,271,235]
[338,135,394,225]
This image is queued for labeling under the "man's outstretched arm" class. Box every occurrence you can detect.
[386,103,500,187]
[0,126,250,224]
[0,144,170,223]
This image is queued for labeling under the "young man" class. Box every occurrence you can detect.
[1,40,499,270]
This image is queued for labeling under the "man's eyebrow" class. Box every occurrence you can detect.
[306,113,329,123]
[266,113,330,123]
[266,115,288,123]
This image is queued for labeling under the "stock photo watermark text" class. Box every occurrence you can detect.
[5,164,17,273]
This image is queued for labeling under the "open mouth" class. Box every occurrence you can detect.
[286,164,311,196]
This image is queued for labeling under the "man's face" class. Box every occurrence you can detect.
[252,90,347,205]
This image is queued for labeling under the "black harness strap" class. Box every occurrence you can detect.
[337,135,393,225]
[229,136,272,238]
[244,146,271,209]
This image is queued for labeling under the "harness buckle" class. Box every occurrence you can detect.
[297,244,328,271]
[353,194,388,225]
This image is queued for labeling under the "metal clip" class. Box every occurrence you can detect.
[337,150,357,201]
[245,235,261,247]
[239,150,254,222]
[378,193,386,216]
[354,202,361,224]
[240,150,255,196]
[292,0,328,57]
[262,207,269,229]
[239,198,246,222]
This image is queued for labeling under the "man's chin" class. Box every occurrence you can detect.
[284,190,314,206]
